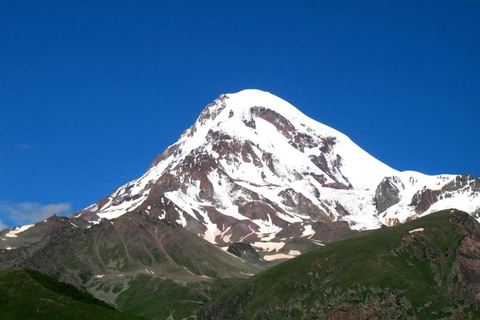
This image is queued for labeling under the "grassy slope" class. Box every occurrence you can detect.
[200,210,480,319]
[0,269,145,320]
[114,274,242,320]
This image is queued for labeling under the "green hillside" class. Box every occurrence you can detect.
[199,210,480,319]
[0,211,264,319]
[4,210,480,319]
[0,269,144,320]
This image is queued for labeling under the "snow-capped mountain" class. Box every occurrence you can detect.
[75,89,480,248]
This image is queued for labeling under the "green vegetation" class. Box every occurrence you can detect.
[199,210,480,319]
[115,273,243,320]
[0,269,145,320]
[24,268,113,309]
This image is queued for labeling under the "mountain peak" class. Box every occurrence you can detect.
[226,89,301,115]
[194,89,330,136]
[74,90,480,247]
[191,89,305,134]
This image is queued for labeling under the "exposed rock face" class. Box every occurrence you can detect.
[278,188,331,222]
[456,236,480,293]
[311,221,358,242]
[0,215,85,250]
[408,174,480,215]
[227,243,260,262]
[450,212,480,299]
[410,187,443,214]
[373,176,403,212]
[323,291,416,320]
[445,173,479,192]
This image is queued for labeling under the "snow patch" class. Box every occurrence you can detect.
[310,239,325,246]
[263,253,295,261]
[252,241,285,252]
[301,225,315,238]
[145,269,155,275]
[183,267,194,276]
[5,224,35,238]
[409,228,424,234]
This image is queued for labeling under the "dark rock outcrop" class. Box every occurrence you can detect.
[227,243,260,262]
[311,221,359,242]
[374,176,403,213]
[410,188,442,214]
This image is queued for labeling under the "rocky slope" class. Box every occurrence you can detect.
[198,210,480,320]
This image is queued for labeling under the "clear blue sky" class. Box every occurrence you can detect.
[1,1,479,230]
